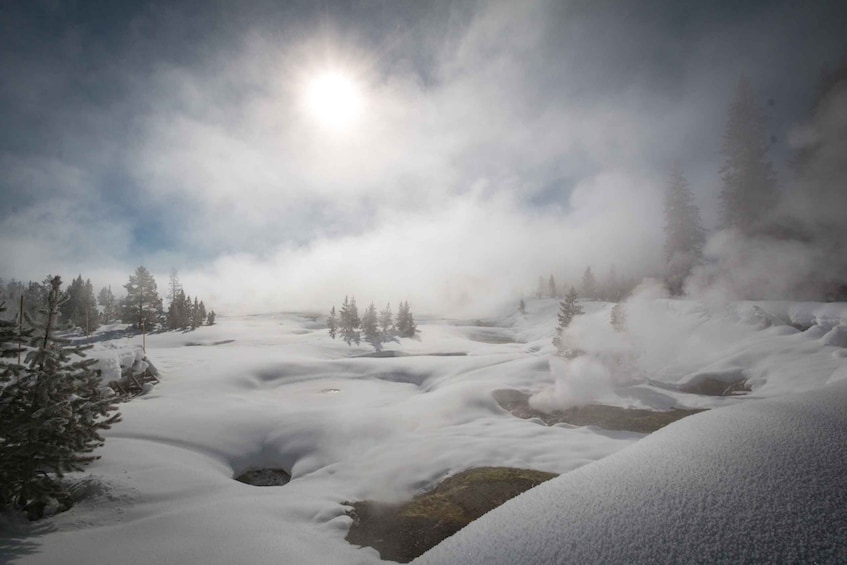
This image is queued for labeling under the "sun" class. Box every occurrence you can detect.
[303,70,363,131]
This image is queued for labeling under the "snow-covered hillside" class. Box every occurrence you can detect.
[2,298,846,564]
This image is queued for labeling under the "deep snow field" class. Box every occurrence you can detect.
[2,297,846,564]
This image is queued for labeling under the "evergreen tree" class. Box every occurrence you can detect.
[167,269,182,304]
[719,77,778,233]
[396,301,417,338]
[518,298,526,316]
[553,286,584,356]
[378,303,395,341]
[548,275,557,299]
[339,296,361,346]
[664,167,706,295]
[361,302,382,351]
[198,301,207,328]
[206,310,216,326]
[190,297,201,329]
[121,266,162,330]
[536,276,545,299]
[327,306,338,339]
[0,276,121,518]
[581,267,597,300]
[602,265,619,301]
[98,286,119,324]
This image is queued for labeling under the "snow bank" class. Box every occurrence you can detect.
[416,379,847,564]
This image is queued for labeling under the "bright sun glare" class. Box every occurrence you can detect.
[304,71,363,131]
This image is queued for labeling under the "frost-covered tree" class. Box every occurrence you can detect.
[361,302,382,351]
[339,296,361,346]
[553,286,584,357]
[122,266,162,330]
[0,276,121,518]
[548,275,558,299]
[719,77,778,233]
[664,167,706,295]
[581,267,597,300]
[378,303,395,341]
[396,301,417,338]
[536,276,545,299]
[327,306,338,339]
[206,310,216,326]
[518,298,526,316]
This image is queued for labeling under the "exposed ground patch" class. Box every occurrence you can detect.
[493,389,705,434]
[185,339,236,347]
[345,467,556,563]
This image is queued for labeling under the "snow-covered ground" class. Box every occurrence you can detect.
[2,297,846,564]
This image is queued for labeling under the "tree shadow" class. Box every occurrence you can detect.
[0,519,51,562]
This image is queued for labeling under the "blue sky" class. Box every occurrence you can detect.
[1,0,845,312]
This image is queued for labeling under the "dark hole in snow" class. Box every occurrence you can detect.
[184,339,236,347]
[234,468,291,486]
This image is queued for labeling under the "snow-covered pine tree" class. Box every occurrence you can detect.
[339,296,361,346]
[361,302,382,351]
[396,301,418,338]
[0,276,121,519]
[206,310,216,326]
[122,266,162,331]
[719,76,777,234]
[378,303,395,341]
[553,286,584,357]
[581,267,597,300]
[664,167,706,295]
[548,275,557,299]
[198,301,207,327]
[536,276,545,299]
[327,306,338,339]
[518,298,526,315]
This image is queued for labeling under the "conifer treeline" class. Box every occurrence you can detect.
[0,266,216,334]
[327,297,417,351]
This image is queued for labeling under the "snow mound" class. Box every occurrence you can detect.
[415,380,847,564]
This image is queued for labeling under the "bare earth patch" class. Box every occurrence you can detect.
[345,467,557,562]
[493,389,706,434]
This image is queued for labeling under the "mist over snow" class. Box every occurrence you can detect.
[1,1,845,312]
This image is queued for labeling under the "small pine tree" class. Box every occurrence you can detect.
[361,302,382,351]
[327,306,338,339]
[206,310,216,326]
[518,298,526,315]
[378,303,395,341]
[98,286,119,324]
[664,167,705,295]
[0,277,121,518]
[553,286,584,357]
[122,266,162,331]
[548,275,557,299]
[339,296,361,346]
[581,267,597,300]
[396,301,418,338]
